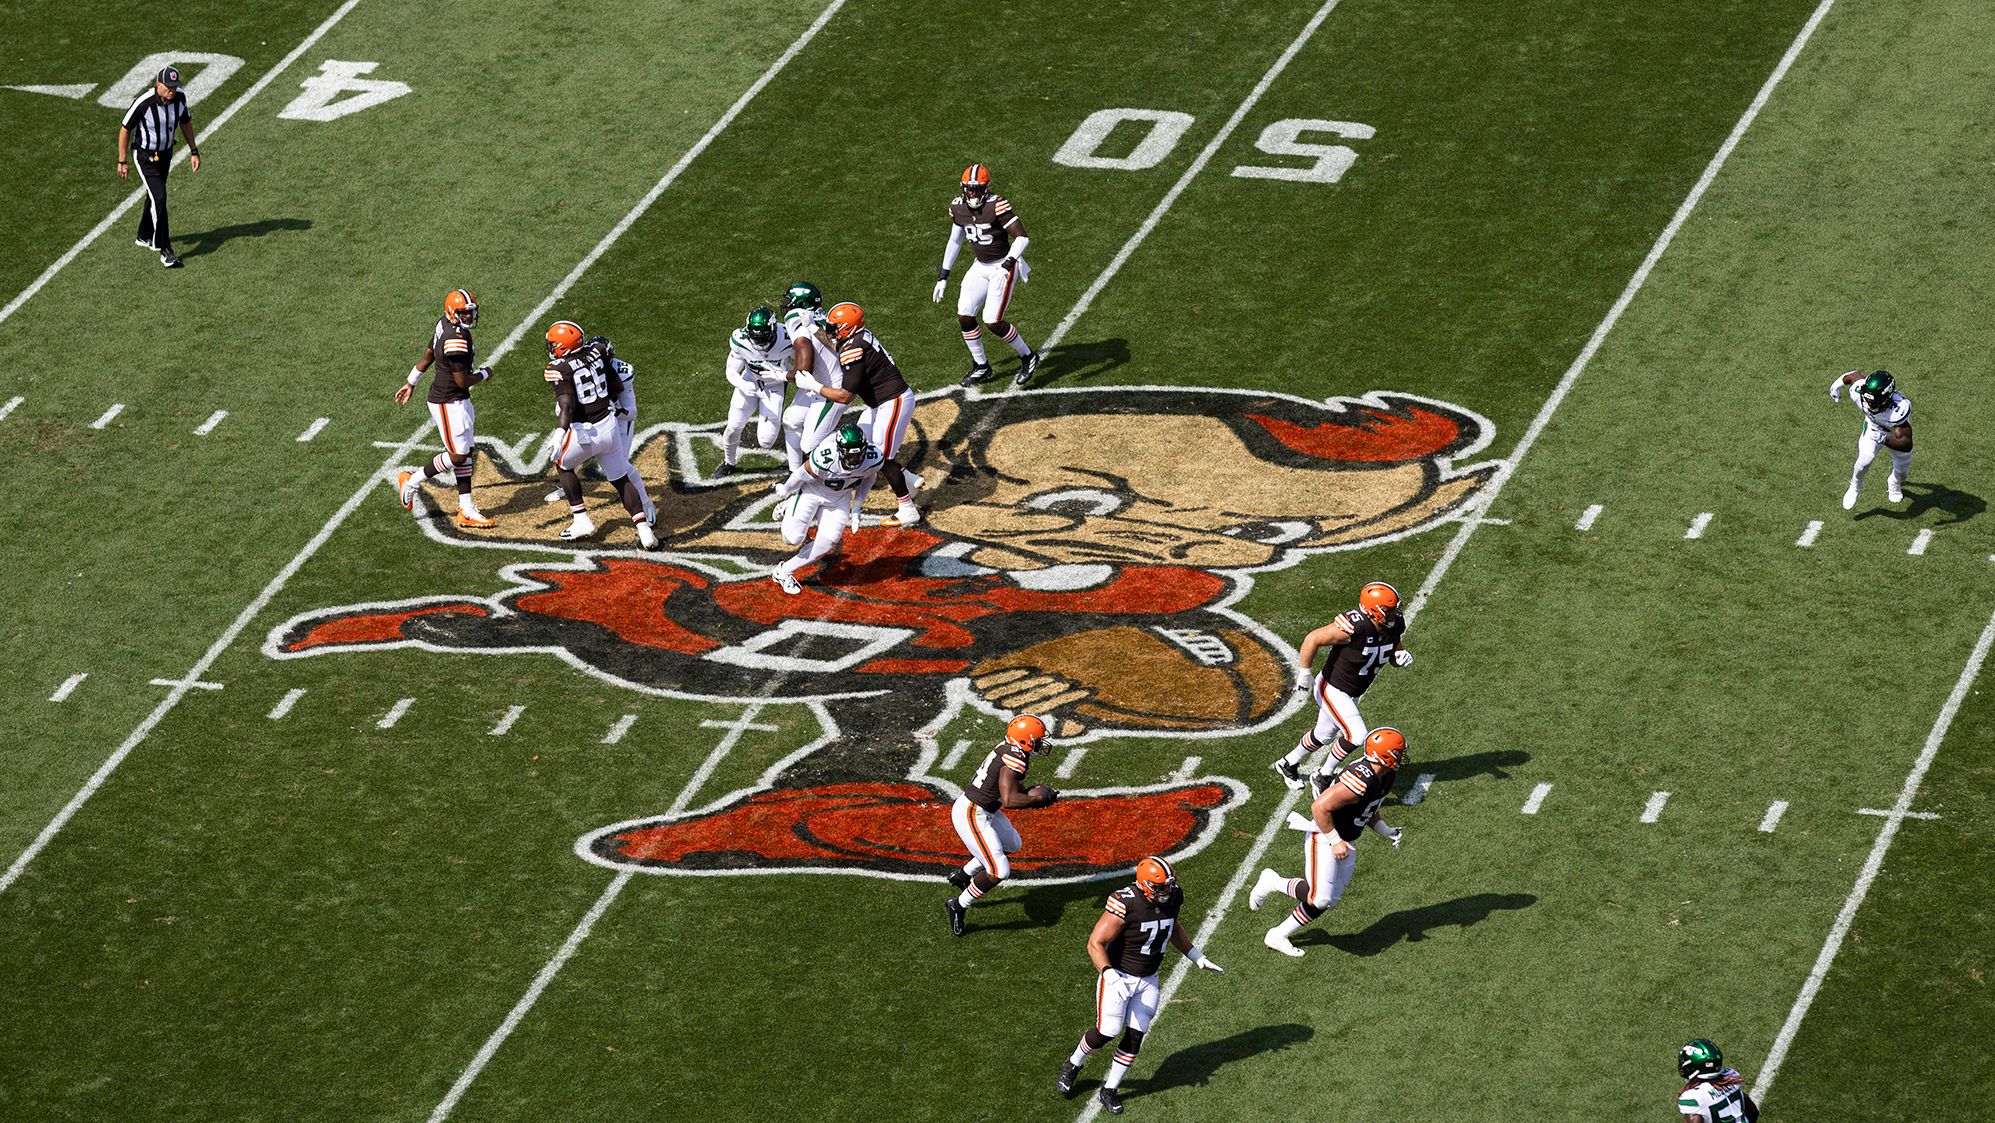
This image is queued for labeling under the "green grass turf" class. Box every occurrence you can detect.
[1,0,1991,1119]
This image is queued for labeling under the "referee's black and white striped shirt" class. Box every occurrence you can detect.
[122,91,190,154]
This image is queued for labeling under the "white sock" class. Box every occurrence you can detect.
[1001,324,1034,358]
[962,327,989,366]
[1104,1051,1134,1090]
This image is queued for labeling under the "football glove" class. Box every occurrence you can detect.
[473,366,494,384]
[1829,372,1852,402]
[932,278,947,303]
[1185,945,1224,973]
[1000,256,1017,272]
[1392,649,1414,668]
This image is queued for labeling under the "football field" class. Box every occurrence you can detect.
[2,1,1991,1119]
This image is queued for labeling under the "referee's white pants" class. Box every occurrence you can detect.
[951,797,1020,881]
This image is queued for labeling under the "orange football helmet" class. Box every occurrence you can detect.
[1363,727,1407,770]
[960,163,991,207]
[545,320,585,359]
[1005,713,1049,754]
[825,302,865,342]
[444,288,479,327]
[1133,856,1178,902]
[1357,581,1401,626]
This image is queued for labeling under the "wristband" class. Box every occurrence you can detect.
[189,149,199,156]
[406,365,424,386]
[936,267,950,281]
[1184,944,1205,963]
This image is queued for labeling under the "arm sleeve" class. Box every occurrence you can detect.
[1007,233,1030,261]
[940,224,964,271]
[725,353,760,395]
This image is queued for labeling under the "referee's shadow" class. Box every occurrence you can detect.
[176,217,313,259]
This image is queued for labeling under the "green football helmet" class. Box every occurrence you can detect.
[1857,369,1895,412]
[833,422,867,470]
[1677,1039,1723,1080]
[743,305,778,350]
[782,281,823,313]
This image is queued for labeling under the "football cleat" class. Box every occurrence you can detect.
[781,281,823,313]
[1097,1086,1124,1116]
[961,362,994,386]
[947,869,971,891]
[1842,482,1859,510]
[1057,1061,1081,1098]
[545,320,584,359]
[558,513,596,541]
[1006,713,1050,754]
[886,500,922,527]
[825,302,865,342]
[944,896,967,937]
[1133,856,1178,903]
[1309,771,1333,799]
[1856,370,1895,413]
[772,570,802,595]
[1364,727,1408,770]
[742,305,778,350]
[396,471,417,511]
[712,461,737,478]
[1249,868,1286,912]
[160,250,183,268]
[1272,757,1306,791]
[1677,1038,1724,1080]
[1358,581,1401,625]
[455,511,496,530]
[635,522,660,550]
[1887,476,1904,503]
[444,288,478,327]
[1013,350,1039,388]
[834,422,868,470]
[1264,928,1305,958]
[960,163,992,209]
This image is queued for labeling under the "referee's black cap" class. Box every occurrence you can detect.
[157,66,182,89]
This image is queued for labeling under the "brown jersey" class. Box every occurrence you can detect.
[426,316,475,405]
[543,339,621,426]
[948,194,1025,264]
[835,328,909,408]
[1323,758,1397,841]
[963,741,1030,813]
[1322,608,1406,698]
[1102,883,1183,977]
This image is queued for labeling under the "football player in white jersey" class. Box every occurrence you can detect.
[767,422,879,594]
[718,305,791,478]
[1675,1039,1759,1122]
[778,281,848,472]
[1828,369,1913,509]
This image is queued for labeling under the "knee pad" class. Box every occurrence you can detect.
[958,316,979,333]
[1084,1028,1113,1051]
[1118,1028,1146,1055]
[448,452,472,468]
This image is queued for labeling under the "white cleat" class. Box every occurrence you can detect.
[397,471,419,512]
[1886,477,1904,503]
[635,522,660,551]
[543,487,565,504]
[1264,929,1305,958]
[558,513,597,541]
[1249,868,1285,912]
[887,501,922,527]
[772,570,802,595]
[1841,482,1859,510]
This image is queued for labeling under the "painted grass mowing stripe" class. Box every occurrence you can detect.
[1574,504,1603,531]
[1756,606,1995,1102]
[1521,782,1553,815]
[268,688,306,719]
[1759,801,1789,833]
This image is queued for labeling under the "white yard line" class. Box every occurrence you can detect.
[489,704,525,737]
[940,738,973,771]
[1521,782,1553,815]
[48,673,88,703]
[1639,790,1672,823]
[1755,605,1995,1102]
[268,688,306,720]
[1041,0,1347,355]
[0,0,845,900]
[1400,772,1436,806]
[0,396,22,423]
[376,697,414,729]
[1574,504,1603,532]
[1055,747,1088,779]
[601,713,638,745]
[296,417,330,442]
[0,0,369,329]
[1907,528,1932,556]
[1758,800,1788,833]
[1684,512,1713,540]
[89,404,123,430]
[1795,520,1822,548]
[1169,755,1202,782]
[194,409,228,436]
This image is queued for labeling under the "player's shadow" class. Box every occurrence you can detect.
[1852,482,1984,525]
[177,217,313,259]
[1305,892,1537,957]
[1131,1023,1314,1098]
[976,876,1123,931]
[1028,338,1130,386]
[1411,749,1530,792]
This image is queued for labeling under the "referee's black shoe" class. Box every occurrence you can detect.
[160,249,183,268]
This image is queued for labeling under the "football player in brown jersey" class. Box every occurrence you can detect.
[811,303,923,527]
[945,714,1058,936]
[933,164,1040,387]
[395,289,496,528]
[1250,727,1406,958]
[1272,582,1413,792]
[1058,856,1223,1115]
[541,321,659,549]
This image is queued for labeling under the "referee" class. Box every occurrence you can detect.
[117,66,202,268]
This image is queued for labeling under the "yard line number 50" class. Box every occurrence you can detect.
[1052,107,1373,184]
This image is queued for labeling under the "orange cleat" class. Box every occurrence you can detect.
[455,511,496,530]
[396,471,416,511]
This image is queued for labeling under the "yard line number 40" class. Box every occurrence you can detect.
[1053,107,1373,183]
